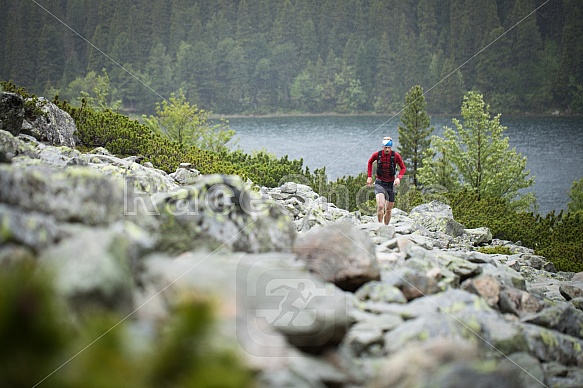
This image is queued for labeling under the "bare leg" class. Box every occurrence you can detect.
[384,201,395,225]
[376,193,386,223]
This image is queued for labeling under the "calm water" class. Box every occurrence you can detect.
[224,115,583,215]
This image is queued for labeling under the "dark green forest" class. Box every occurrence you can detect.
[1,0,582,115]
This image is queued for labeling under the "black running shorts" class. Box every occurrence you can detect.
[374,179,395,202]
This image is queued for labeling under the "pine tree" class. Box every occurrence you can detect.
[3,1,38,88]
[420,92,535,210]
[557,0,583,112]
[505,0,544,111]
[36,24,65,92]
[168,0,192,54]
[143,43,174,113]
[447,0,500,87]
[433,56,464,114]
[373,33,395,112]
[398,85,434,188]
[174,42,198,103]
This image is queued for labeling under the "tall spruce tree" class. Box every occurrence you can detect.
[419,92,535,210]
[398,85,433,188]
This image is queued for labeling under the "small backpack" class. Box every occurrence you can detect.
[377,150,396,177]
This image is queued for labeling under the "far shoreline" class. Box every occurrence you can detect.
[210,111,580,120]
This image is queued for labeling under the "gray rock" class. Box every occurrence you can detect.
[464,227,493,245]
[570,297,583,310]
[169,164,200,185]
[461,275,501,307]
[38,222,152,316]
[545,365,583,388]
[560,283,583,301]
[543,261,557,273]
[0,164,125,225]
[382,266,441,301]
[374,337,482,387]
[526,254,546,270]
[152,174,296,254]
[409,201,466,237]
[499,286,543,317]
[0,203,61,251]
[21,97,77,147]
[522,303,583,339]
[498,352,546,388]
[354,281,407,304]
[436,251,483,281]
[522,323,583,367]
[342,321,384,356]
[0,92,24,136]
[88,153,179,194]
[294,222,380,292]
[280,182,297,194]
[0,129,39,160]
[89,147,111,155]
[432,361,523,388]
[236,253,350,355]
[466,250,497,265]
[481,261,527,290]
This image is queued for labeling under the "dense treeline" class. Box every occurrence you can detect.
[1,0,582,115]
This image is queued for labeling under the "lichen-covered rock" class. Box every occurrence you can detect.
[522,303,583,339]
[0,92,25,136]
[498,286,543,316]
[409,201,466,237]
[464,226,493,245]
[354,281,407,304]
[39,222,153,316]
[522,324,583,367]
[152,174,296,254]
[0,203,61,251]
[169,162,200,185]
[0,129,39,160]
[21,97,77,147]
[0,164,125,225]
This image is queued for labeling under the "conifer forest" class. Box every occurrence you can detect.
[1,0,582,115]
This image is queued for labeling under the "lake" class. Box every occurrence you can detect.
[224,115,583,215]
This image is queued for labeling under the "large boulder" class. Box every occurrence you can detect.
[0,92,25,136]
[235,253,351,355]
[0,163,125,225]
[294,222,381,292]
[150,174,297,254]
[409,201,466,237]
[38,222,153,316]
[0,203,61,251]
[0,129,39,161]
[373,337,523,388]
[21,97,77,147]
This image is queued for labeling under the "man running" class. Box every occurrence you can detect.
[366,136,406,225]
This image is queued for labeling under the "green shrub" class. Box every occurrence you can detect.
[478,246,515,255]
[0,260,253,388]
[447,190,583,272]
